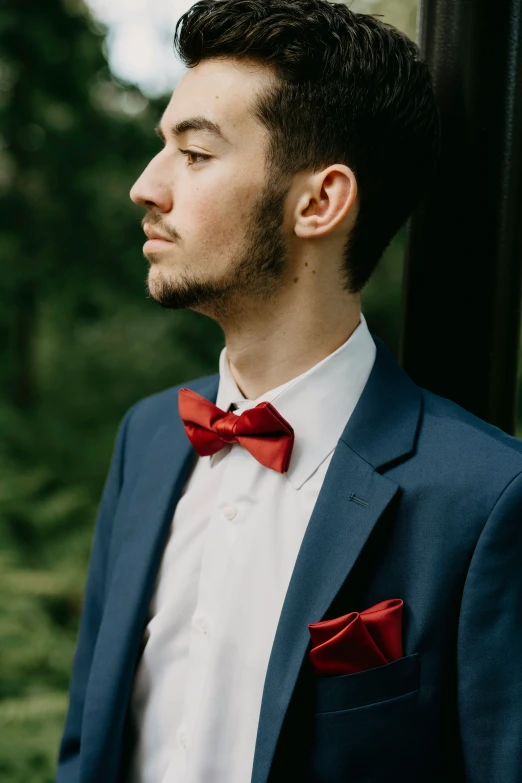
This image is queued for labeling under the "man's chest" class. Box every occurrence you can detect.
[129,447,333,782]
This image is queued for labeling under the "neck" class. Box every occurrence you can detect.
[218,285,361,400]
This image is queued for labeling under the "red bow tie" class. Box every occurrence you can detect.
[178,388,294,473]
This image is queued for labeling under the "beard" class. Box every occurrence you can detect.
[145,175,290,319]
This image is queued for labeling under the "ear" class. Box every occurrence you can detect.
[293,165,358,239]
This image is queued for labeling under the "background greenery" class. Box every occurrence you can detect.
[0,0,515,780]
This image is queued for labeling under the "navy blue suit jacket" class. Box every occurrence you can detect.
[57,337,522,782]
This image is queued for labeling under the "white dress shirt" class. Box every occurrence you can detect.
[127,313,376,783]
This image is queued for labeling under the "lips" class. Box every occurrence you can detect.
[143,224,173,242]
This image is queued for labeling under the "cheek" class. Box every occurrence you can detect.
[182,184,256,251]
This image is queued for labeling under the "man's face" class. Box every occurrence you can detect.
[130,58,290,317]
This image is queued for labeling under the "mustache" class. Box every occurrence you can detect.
[141,212,181,242]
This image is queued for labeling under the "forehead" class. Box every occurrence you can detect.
[165,58,274,139]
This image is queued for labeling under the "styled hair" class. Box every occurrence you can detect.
[174,0,440,292]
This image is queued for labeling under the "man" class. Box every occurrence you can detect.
[57,1,522,781]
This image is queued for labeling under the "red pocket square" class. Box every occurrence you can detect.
[308,598,404,677]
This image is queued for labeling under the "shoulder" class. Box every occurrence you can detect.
[421,388,522,458]
[413,387,522,495]
[120,372,220,449]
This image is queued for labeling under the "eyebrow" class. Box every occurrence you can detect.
[155,116,230,144]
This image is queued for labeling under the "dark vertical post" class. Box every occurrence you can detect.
[401,0,522,433]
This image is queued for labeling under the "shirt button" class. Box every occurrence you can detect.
[178,729,188,749]
[222,504,237,520]
[195,614,210,634]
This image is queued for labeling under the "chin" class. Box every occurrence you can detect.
[147,267,169,298]
[146,267,194,309]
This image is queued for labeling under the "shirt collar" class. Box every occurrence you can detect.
[213,313,376,489]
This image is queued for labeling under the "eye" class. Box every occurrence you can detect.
[179,149,211,166]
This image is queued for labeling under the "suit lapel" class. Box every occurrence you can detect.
[80,375,219,782]
[251,338,423,783]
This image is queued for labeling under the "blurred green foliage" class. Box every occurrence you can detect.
[0,1,223,778]
[1,0,501,780]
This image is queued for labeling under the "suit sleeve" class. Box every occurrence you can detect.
[457,469,522,783]
[56,404,137,783]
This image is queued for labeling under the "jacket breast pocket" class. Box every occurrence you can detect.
[314,652,420,713]
[310,654,422,783]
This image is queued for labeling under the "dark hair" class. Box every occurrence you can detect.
[174,0,440,292]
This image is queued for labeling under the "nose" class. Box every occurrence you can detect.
[130,154,173,213]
